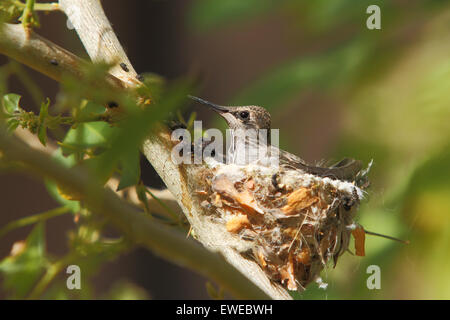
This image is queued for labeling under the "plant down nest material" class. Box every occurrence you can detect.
[195,159,370,291]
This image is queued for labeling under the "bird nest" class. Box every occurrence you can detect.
[195,159,370,291]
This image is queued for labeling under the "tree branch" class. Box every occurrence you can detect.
[59,0,140,87]
[0,23,124,90]
[0,130,269,299]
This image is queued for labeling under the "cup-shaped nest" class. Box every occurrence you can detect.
[198,161,368,291]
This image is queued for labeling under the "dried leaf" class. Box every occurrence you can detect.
[245,179,255,190]
[320,236,331,259]
[256,248,267,267]
[296,247,310,265]
[234,190,263,215]
[226,215,251,233]
[212,193,222,207]
[280,253,297,290]
[213,176,263,214]
[352,225,366,257]
[282,187,318,215]
[283,227,297,239]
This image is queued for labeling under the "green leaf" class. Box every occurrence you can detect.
[75,100,106,122]
[0,0,22,22]
[37,98,50,146]
[61,121,119,155]
[44,148,81,213]
[2,93,21,114]
[45,180,81,213]
[0,223,47,298]
[81,154,116,185]
[117,149,141,191]
[6,118,19,133]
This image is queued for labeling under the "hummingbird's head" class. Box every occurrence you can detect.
[189,95,271,130]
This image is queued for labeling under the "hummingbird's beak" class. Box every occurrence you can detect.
[188,95,230,113]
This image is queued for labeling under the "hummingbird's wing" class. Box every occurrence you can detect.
[278,150,362,182]
[330,157,356,168]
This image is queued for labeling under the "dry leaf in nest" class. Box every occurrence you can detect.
[281,187,319,215]
[212,175,263,215]
[226,214,251,233]
[296,246,311,265]
[352,224,366,257]
[279,252,297,290]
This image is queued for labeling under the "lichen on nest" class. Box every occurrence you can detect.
[195,158,370,292]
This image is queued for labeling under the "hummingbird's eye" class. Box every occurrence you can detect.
[239,111,249,119]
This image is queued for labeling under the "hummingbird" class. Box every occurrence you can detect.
[188,95,363,183]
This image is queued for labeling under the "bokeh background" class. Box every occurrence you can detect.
[1,0,450,299]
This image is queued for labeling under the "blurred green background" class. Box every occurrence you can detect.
[189,0,450,299]
[1,0,449,299]
[191,0,450,299]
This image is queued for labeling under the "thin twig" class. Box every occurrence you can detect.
[364,229,410,245]
[19,0,35,29]
[0,206,70,239]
